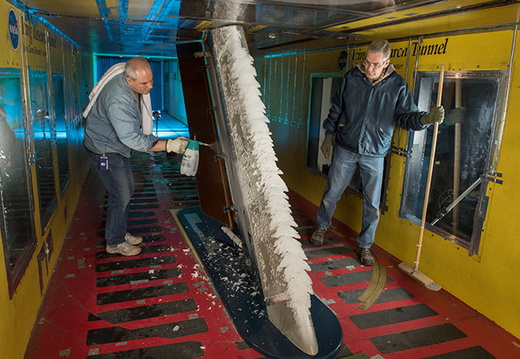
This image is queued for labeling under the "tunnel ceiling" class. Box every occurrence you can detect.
[12,0,520,57]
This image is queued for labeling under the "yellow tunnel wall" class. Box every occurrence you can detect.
[0,1,92,358]
[254,29,520,340]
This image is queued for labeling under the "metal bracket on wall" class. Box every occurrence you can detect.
[223,205,236,213]
[486,171,503,184]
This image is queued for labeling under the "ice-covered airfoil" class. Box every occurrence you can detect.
[209,25,318,355]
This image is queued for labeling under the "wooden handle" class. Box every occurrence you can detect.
[414,65,445,271]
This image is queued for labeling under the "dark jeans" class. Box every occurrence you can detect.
[88,151,134,246]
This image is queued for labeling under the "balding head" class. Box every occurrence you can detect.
[125,57,153,95]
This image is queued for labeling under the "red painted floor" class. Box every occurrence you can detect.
[24,149,520,359]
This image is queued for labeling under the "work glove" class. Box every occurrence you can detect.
[320,133,334,159]
[166,137,189,154]
[444,107,465,126]
[420,106,445,126]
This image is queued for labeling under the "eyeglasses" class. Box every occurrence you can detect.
[363,59,388,69]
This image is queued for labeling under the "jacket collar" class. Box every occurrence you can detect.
[356,62,396,86]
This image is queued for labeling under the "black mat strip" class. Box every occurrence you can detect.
[309,258,360,273]
[338,287,414,305]
[321,270,394,287]
[86,318,208,345]
[97,282,189,305]
[296,228,314,236]
[295,219,316,227]
[132,192,157,198]
[171,200,200,207]
[350,304,438,329]
[127,218,159,226]
[131,198,159,203]
[128,211,156,218]
[95,226,163,240]
[96,268,182,287]
[95,235,167,247]
[370,323,467,353]
[423,346,496,359]
[86,341,204,359]
[92,299,198,323]
[96,244,172,259]
[96,255,176,272]
[171,195,199,200]
[125,226,163,234]
[129,204,160,210]
[299,236,343,246]
[305,245,355,259]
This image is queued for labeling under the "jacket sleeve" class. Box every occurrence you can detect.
[322,73,348,134]
[394,80,427,131]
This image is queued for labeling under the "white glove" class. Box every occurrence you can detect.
[166,137,189,154]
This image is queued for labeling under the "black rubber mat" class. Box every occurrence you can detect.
[309,257,361,272]
[86,341,205,359]
[304,245,355,259]
[92,299,198,323]
[350,303,438,329]
[370,323,467,353]
[423,346,496,358]
[96,282,189,305]
[96,268,182,287]
[338,287,414,305]
[95,255,176,272]
[321,270,394,287]
[86,318,208,344]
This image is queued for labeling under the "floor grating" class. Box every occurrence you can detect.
[24,150,520,359]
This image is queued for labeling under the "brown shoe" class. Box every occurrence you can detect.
[359,248,374,266]
[125,233,143,245]
[310,228,326,246]
[106,241,142,256]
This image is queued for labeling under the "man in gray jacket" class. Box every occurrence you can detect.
[310,40,444,266]
[84,56,187,256]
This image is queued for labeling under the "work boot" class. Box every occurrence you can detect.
[125,233,143,245]
[359,248,374,266]
[310,227,326,246]
[106,241,142,256]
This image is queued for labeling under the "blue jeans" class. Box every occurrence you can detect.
[88,151,134,246]
[316,146,384,248]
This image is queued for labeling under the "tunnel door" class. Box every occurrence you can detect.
[177,43,234,227]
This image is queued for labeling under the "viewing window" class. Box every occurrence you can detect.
[53,72,70,194]
[401,71,505,253]
[0,68,37,296]
[306,74,343,176]
[30,69,57,230]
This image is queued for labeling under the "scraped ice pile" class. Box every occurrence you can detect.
[211,25,318,355]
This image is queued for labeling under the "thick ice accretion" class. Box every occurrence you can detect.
[211,24,318,355]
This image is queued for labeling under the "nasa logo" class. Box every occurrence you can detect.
[8,9,19,50]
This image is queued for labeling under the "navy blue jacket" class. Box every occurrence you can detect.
[323,64,426,157]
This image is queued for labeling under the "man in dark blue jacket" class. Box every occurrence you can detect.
[310,39,444,266]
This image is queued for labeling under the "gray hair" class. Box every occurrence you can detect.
[367,39,391,60]
[125,57,151,80]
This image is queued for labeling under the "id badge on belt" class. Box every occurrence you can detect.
[99,154,109,171]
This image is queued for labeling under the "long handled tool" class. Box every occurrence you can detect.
[398,65,445,291]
